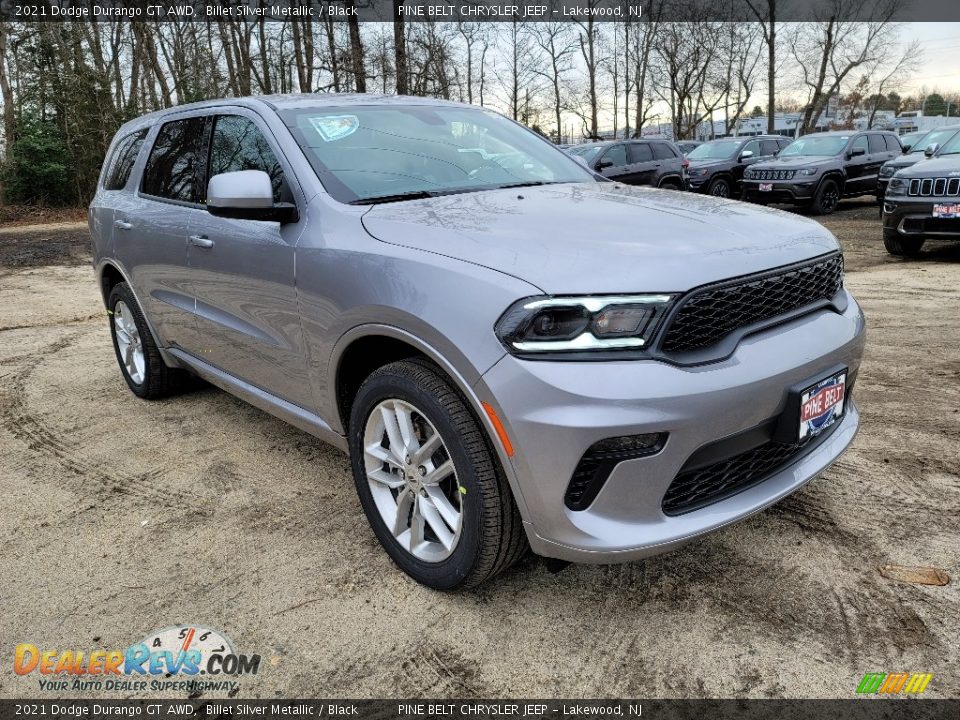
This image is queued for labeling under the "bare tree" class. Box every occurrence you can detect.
[530,15,577,141]
[791,0,902,135]
[745,0,778,133]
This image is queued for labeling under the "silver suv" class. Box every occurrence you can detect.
[90,95,866,589]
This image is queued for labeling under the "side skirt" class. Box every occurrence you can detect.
[168,348,348,453]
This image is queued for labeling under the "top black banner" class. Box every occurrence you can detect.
[3,0,960,22]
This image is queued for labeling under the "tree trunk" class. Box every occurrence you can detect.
[346,0,366,92]
[393,6,408,95]
[0,23,16,150]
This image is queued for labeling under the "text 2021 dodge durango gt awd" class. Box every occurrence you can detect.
[89,95,865,589]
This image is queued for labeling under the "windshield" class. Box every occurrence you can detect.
[568,145,603,161]
[280,104,595,203]
[938,132,960,156]
[910,128,960,154]
[779,136,849,157]
[687,140,743,160]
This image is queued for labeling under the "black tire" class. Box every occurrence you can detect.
[348,359,528,590]
[108,282,193,399]
[811,178,841,215]
[658,177,682,190]
[882,229,925,257]
[707,177,732,198]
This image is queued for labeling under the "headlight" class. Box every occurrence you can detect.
[796,168,817,176]
[887,177,907,195]
[879,165,896,178]
[495,295,675,355]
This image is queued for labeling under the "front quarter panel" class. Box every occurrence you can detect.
[295,194,541,434]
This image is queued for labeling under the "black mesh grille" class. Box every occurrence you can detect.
[662,441,803,516]
[751,169,797,181]
[661,253,844,354]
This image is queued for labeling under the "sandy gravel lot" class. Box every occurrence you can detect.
[0,200,957,699]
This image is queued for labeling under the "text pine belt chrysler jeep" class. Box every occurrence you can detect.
[742,130,901,214]
[89,95,865,589]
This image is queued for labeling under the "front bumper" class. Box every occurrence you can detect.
[883,197,960,240]
[476,292,866,563]
[742,179,819,204]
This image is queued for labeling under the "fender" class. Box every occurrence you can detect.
[327,323,533,523]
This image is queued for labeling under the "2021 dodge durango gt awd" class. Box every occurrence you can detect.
[89,95,866,589]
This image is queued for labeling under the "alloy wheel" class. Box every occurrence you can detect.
[113,300,145,385]
[362,399,463,562]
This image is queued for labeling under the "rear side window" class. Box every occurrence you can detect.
[104,130,147,190]
[141,117,208,203]
[884,134,902,152]
[652,143,676,160]
[868,134,886,154]
[628,143,653,162]
[209,115,286,203]
[760,139,780,156]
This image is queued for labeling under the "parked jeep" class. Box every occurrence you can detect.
[567,139,687,189]
[877,125,960,202]
[882,135,960,256]
[742,130,901,214]
[686,135,791,198]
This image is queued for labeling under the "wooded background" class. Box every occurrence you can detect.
[0,0,934,206]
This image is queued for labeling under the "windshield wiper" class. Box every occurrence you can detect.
[348,190,438,205]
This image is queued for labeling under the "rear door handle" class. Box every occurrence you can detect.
[189,235,214,249]
[114,220,132,231]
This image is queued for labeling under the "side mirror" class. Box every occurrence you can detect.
[739,150,754,160]
[596,158,613,170]
[924,143,940,158]
[849,147,866,158]
[901,143,913,153]
[207,170,298,223]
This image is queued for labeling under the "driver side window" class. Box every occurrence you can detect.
[601,144,628,168]
[851,135,869,154]
[209,115,287,203]
[742,140,762,157]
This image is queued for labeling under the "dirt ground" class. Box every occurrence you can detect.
[0,198,957,700]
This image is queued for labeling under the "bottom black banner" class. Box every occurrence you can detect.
[0,699,957,720]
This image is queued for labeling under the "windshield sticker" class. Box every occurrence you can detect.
[308,115,359,142]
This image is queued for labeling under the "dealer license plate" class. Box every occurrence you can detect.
[933,203,960,218]
[798,370,846,442]
[759,183,773,192]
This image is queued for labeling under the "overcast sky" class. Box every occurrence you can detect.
[907,23,960,92]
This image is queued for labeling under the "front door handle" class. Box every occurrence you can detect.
[114,220,132,231]
[189,235,214,249]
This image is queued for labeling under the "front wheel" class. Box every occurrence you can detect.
[811,179,841,215]
[348,360,527,590]
[883,229,925,257]
[707,177,731,198]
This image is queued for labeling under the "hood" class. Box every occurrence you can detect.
[894,156,960,179]
[750,156,835,170]
[884,154,923,171]
[687,158,732,170]
[361,183,839,294]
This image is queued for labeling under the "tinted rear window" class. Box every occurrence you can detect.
[142,117,208,203]
[868,134,887,154]
[629,143,653,162]
[760,139,780,156]
[104,130,147,191]
[652,143,676,160]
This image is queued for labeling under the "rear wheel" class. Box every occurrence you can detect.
[108,282,193,399]
[348,359,527,589]
[658,178,682,190]
[707,177,731,198]
[882,229,925,257]
[811,178,840,215]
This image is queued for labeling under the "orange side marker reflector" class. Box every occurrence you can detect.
[482,402,515,457]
